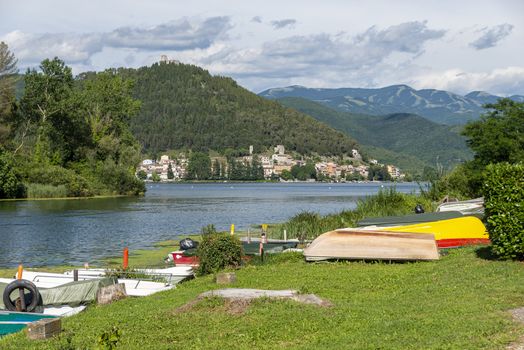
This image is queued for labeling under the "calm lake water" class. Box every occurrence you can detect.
[0,182,420,268]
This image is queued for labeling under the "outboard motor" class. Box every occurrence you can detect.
[179,238,199,250]
[415,204,425,214]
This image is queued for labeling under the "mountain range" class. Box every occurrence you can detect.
[259,85,524,125]
[277,97,472,173]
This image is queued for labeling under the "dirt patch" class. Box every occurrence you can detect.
[223,299,252,315]
[172,289,333,316]
[172,296,253,316]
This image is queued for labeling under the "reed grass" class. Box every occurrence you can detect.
[25,183,68,198]
[278,187,435,240]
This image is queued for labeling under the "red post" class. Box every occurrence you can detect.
[123,247,129,270]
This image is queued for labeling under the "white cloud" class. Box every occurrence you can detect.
[3,30,103,64]
[410,67,524,96]
[469,23,514,50]
[1,17,233,65]
[105,17,232,50]
[204,21,445,80]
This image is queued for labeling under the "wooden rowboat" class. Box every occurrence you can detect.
[303,229,439,262]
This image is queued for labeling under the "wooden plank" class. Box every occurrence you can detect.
[304,230,439,261]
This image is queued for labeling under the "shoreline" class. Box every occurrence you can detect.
[0,193,143,202]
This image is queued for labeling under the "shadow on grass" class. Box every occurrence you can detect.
[475,245,499,261]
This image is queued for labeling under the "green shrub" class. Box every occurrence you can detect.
[483,162,524,260]
[196,232,243,275]
[23,165,93,197]
[0,148,26,199]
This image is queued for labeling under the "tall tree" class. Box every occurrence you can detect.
[20,58,89,165]
[186,152,211,180]
[460,99,524,195]
[0,42,18,144]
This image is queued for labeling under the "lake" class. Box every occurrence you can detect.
[0,182,421,268]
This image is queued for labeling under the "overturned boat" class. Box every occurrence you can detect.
[372,216,489,248]
[303,229,439,262]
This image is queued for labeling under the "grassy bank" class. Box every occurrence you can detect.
[268,187,435,240]
[1,248,523,349]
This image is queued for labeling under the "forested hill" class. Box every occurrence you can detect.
[116,62,359,156]
[277,97,473,172]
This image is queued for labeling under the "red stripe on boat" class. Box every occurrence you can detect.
[437,238,490,248]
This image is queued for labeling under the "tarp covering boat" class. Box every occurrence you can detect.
[303,229,439,261]
[0,278,117,311]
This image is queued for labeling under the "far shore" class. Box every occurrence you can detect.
[0,193,142,202]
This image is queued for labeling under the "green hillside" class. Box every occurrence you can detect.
[277,97,473,173]
[114,63,359,156]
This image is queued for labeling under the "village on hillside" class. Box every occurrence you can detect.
[136,145,404,182]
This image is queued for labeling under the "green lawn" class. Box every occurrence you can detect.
[1,247,523,349]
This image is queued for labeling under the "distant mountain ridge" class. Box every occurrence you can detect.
[260,84,524,125]
[277,97,473,173]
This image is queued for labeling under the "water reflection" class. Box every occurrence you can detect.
[0,182,419,267]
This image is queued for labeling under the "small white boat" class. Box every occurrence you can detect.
[15,269,190,297]
[436,197,484,215]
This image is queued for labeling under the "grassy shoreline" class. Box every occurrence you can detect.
[1,247,523,349]
[2,189,523,348]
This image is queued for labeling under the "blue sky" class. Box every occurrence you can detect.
[1,0,523,95]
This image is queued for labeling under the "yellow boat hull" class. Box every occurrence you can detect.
[377,216,489,248]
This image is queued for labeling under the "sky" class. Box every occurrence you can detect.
[1,0,523,96]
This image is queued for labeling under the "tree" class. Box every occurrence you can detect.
[461,99,524,195]
[186,152,211,180]
[0,42,18,144]
[280,169,293,181]
[151,171,161,182]
[463,99,524,166]
[291,162,317,180]
[137,170,147,180]
[212,159,221,180]
[368,165,391,181]
[20,58,89,165]
[0,147,25,198]
[167,163,174,179]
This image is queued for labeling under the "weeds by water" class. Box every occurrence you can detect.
[278,187,435,240]
[25,183,68,198]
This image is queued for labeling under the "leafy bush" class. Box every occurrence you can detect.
[23,164,93,197]
[483,163,524,260]
[196,233,243,275]
[0,148,26,198]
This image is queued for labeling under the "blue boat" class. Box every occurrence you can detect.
[0,311,56,336]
